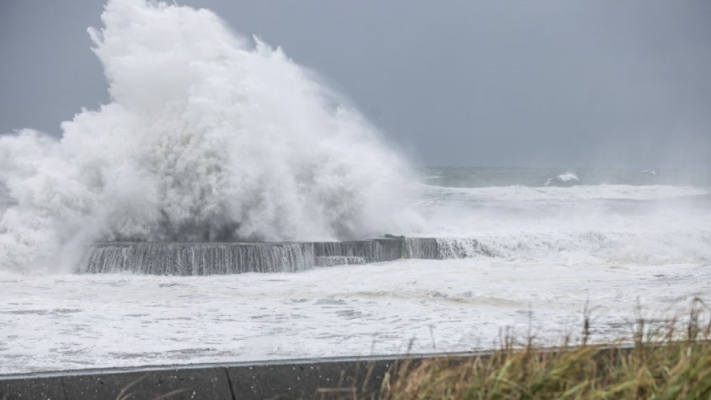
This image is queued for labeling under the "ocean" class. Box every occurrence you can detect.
[1,0,709,375]
[1,167,710,374]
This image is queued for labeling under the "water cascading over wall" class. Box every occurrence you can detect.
[434,238,500,259]
[406,238,439,259]
[80,239,408,275]
[78,238,475,276]
[313,241,382,263]
[78,238,493,276]
[79,242,316,275]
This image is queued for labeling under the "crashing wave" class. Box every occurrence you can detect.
[0,0,416,273]
[544,172,579,187]
[427,231,711,265]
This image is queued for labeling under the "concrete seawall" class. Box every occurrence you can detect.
[78,238,443,275]
[0,353,473,400]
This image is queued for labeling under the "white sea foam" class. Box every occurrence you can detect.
[407,183,711,266]
[1,259,709,374]
[416,183,708,202]
[0,0,415,273]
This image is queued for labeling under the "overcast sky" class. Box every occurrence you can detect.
[1,0,709,168]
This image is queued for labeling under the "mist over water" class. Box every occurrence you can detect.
[0,0,414,273]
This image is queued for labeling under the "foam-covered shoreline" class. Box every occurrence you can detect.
[2,258,708,374]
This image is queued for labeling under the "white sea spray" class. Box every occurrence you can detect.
[0,0,417,273]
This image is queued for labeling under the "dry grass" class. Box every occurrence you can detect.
[114,374,187,400]
[372,301,711,400]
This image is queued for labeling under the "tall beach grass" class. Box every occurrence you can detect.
[368,300,711,400]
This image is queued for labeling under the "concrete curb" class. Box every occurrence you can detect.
[0,346,635,399]
[0,352,477,400]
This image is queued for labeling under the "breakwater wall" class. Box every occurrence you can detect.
[79,238,443,275]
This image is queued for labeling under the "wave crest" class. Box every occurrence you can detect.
[545,172,579,186]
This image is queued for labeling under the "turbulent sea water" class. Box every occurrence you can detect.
[1,0,710,374]
[1,167,711,373]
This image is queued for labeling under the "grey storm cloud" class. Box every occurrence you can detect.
[1,0,709,168]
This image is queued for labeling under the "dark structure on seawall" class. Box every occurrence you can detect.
[79,237,442,275]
